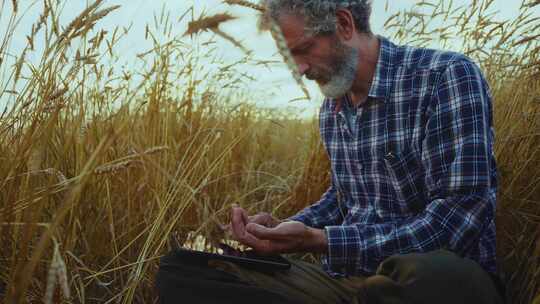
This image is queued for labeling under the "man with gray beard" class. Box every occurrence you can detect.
[155,1,506,303]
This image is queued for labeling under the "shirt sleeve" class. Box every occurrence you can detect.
[287,176,344,228]
[323,58,497,275]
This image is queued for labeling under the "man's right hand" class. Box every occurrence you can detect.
[225,205,281,242]
[247,211,281,228]
[226,205,326,255]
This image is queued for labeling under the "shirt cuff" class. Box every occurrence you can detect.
[324,225,365,276]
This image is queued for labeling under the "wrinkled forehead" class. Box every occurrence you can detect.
[275,13,314,49]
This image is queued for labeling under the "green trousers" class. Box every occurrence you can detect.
[155,249,505,304]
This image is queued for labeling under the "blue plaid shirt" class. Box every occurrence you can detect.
[289,36,498,277]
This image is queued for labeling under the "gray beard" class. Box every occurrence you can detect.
[319,45,359,99]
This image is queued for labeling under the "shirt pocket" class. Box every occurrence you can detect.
[382,148,426,214]
[355,155,402,220]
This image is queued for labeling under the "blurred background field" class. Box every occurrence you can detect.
[0,0,539,303]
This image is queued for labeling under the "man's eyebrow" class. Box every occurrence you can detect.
[289,38,311,52]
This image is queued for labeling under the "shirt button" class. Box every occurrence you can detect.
[356,163,363,170]
[385,152,396,160]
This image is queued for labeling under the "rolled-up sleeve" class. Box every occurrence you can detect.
[322,58,497,275]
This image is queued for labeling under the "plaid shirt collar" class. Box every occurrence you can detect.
[367,35,395,100]
[333,35,395,114]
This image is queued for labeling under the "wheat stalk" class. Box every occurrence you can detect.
[46,87,68,102]
[43,248,58,304]
[26,3,50,51]
[211,27,251,55]
[222,0,265,12]
[184,13,252,54]
[93,146,171,175]
[93,159,142,175]
[6,168,68,184]
[44,241,71,304]
[269,22,311,100]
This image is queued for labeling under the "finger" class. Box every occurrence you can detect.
[228,225,273,254]
[245,223,285,240]
[248,213,268,225]
[245,224,301,255]
[241,208,249,225]
[242,236,274,255]
[231,205,248,224]
[231,207,246,240]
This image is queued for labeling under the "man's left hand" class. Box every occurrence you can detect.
[243,221,328,255]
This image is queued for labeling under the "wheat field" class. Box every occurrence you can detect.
[0,0,539,303]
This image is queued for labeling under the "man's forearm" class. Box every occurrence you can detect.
[304,227,328,254]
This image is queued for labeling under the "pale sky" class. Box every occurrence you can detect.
[0,0,532,117]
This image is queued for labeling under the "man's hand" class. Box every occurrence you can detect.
[248,212,281,228]
[246,221,328,255]
[227,205,328,255]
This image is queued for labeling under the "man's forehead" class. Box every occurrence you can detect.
[276,13,312,48]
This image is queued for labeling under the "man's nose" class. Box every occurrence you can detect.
[297,63,309,76]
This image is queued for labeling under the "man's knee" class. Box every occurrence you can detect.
[361,275,406,303]
[155,251,189,292]
[155,250,242,285]
[375,249,460,282]
[156,250,219,280]
[155,251,210,293]
[364,249,504,304]
[154,250,242,303]
[154,251,293,304]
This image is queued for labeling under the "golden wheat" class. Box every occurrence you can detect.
[223,0,265,12]
[0,0,538,303]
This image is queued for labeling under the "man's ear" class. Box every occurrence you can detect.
[335,9,356,41]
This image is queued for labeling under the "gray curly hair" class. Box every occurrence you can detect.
[259,0,372,35]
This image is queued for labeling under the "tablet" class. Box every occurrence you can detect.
[175,244,291,272]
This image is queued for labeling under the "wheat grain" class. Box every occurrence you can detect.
[93,159,142,175]
[5,168,68,183]
[43,248,58,304]
[143,146,170,155]
[223,0,265,12]
[58,0,104,42]
[11,0,17,13]
[69,6,120,40]
[513,34,540,46]
[525,0,540,8]
[44,242,71,304]
[46,87,68,102]
[184,13,236,36]
[56,249,71,300]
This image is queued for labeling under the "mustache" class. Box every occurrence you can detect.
[305,69,327,81]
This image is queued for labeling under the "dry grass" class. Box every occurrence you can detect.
[0,0,538,303]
